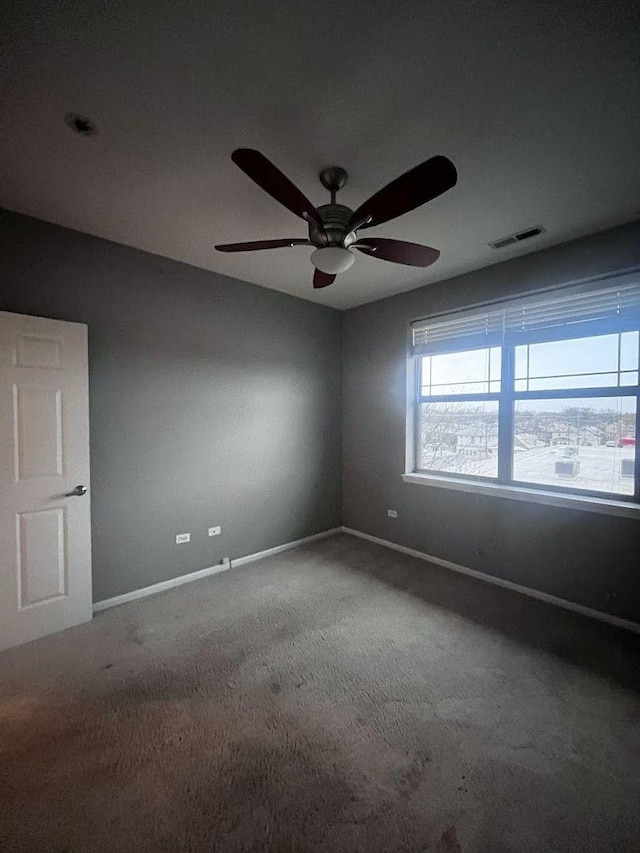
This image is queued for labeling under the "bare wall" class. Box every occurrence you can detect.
[342,220,640,623]
[0,209,342,602]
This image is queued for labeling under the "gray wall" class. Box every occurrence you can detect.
[343,220,640,624]
[0,209,342,602]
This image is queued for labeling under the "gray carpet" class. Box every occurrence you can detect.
[1,533,639,853]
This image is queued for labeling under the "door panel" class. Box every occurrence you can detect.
[15,387,64,480]
[1,312,91,651]
[15,334,63,369]
[17,508,67,607]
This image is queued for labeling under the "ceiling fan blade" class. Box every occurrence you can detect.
[215,239,311,253]
[349,156,457,230]
[313,270,336,289]
[231,149,325,231]
[353,238,440,267]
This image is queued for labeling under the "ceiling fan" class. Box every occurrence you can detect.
[215,149,457,289]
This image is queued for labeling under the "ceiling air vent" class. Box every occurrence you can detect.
[489,225,545,250]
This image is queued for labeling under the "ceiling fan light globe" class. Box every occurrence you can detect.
[310,247,355,275]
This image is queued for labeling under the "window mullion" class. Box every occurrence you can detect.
[498,345,514,484]
[513,386,638,402]
[414,358,421,472]
[636,335,640,501]
[418,393,499,404]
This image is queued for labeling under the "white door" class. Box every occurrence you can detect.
[0,311,92,652]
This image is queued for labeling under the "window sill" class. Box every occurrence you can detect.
[402,473,640,519]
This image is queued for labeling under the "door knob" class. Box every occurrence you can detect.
[67,485,87,497]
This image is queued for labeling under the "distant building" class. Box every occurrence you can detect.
[451,423,498,459]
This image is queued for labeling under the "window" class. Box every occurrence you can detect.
[410,276,640,504]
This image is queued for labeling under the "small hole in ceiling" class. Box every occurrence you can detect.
[64,113,98,136]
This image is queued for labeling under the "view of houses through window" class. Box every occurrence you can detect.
[416,330,638,499]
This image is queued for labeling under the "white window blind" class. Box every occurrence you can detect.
[411,275,640,355]
[411,308,504,354]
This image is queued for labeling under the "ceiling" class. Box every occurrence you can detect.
[2,0,639,310]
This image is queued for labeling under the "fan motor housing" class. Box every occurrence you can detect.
[310,203,356,247]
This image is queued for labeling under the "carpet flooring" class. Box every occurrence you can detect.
[1,533,639,852]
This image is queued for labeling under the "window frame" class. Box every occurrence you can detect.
[411,318,640,507]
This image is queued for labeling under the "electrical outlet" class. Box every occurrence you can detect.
[175,533,190,544]
[208,526,221,537]
[387,509,398,518]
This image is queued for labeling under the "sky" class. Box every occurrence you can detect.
[421,331,639,414]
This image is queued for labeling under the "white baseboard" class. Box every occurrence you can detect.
[93,527,342,613]
[93,560,232,612]
[341,527,640,635]
[230,527,341,568]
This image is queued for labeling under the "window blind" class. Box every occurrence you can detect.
[411,274,640,356]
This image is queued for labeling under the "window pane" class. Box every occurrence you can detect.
[418,401,499,478]
[514,333,636,391]
[490,347,501,382]
[620,331,639,371]
[527,373,619,391]
[513,398,636,496]
[514,346,528,382]
[421,348,501,396]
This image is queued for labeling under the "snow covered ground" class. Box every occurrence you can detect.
[424,445,635,495]
[512,445,635,495]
